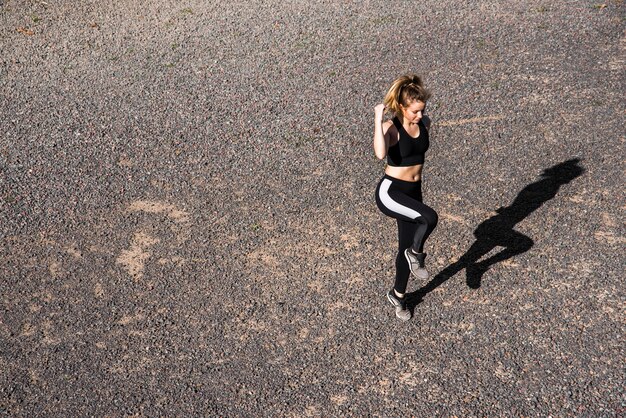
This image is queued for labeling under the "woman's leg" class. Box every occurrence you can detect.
[394,219,418,294]
[376,175,439,290]
[409,203,438,253]
[381,188,439,254]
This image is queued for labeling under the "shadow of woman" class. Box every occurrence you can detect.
[407,158,585,309]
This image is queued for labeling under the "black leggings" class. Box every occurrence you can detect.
[375,175,438,293]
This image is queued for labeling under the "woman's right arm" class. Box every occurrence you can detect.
[373,104,390,160]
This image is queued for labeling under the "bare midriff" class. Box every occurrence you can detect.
[385,164,423,182]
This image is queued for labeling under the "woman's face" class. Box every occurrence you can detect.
[400,100,426,124]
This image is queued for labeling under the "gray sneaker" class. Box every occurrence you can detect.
[386,289,411,321]
[404,249,429,279]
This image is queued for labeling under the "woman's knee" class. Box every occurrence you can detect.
[431,209,439,228]
[422,206,438,229]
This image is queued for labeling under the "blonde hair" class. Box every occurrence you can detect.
[383,74,432,115]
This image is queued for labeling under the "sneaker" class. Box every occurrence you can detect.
[404,249,429,279]
[386,288,411,321]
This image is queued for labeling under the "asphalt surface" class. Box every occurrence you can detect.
[1,0,625,416]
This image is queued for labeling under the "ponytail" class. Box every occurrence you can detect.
[383,74,431,115]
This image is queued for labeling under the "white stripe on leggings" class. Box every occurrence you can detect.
[379,178,421,219]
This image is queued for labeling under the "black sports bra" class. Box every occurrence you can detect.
[386,117,430,167]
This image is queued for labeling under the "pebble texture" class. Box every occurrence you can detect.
[1,0,624,416]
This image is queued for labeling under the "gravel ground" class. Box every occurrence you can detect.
[1,0,625,416]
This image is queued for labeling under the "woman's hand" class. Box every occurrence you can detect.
[374,103,386,121]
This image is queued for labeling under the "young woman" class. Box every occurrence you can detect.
[373,74,439,321]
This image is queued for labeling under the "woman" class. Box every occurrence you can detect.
[374,74,439,321]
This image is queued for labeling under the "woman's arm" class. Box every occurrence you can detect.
[373,104,391,160]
